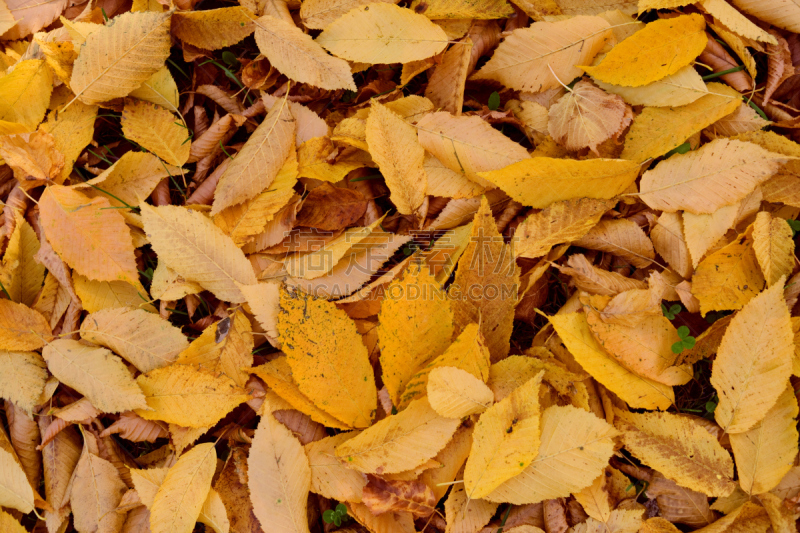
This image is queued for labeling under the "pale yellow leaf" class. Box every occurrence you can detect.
[172,7,255,50]
[730,385,799,495]
[121,99,191,166]
[417,111,530,187]
[424,152,485,199]
[471,17,612,93]
[0,446,34,514]
[70,437,127,532]
[135,365,251,427]
[711,280,794,433]
[70,11,172,105]
[639,139,792,214]
[141,203,257,303]
[212,94,296,214]
[730,0,800,34]
[410,0,512,18]
[549,312,673,409]
[0,351,46,416]
[335,398,461,474]
[150,442,216,533]
[150,262,203,301]
[366,101,427,214]
[427,366,494,418]
[621,82,741,163]
[43,338,148,413]
[249,411,311,533]
[479,158,639,209]
[651,212,692,279]
[317,4,449,64]
[465,372,544,498]
[129,66,180,113]
[484,405,619,504]
[300,0,397,29]
[80,307,188,373]
[253,15,355,90]
[752,211,795,287]
[444,479,499,533]
[594,65,708,108]
[305,432,367,503]
[614,410,735,497]
[1,214,43,307]
[73,274,156,313]
[683,201,742,268]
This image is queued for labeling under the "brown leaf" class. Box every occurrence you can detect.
[361,474,436,517]
[295,182,368,231]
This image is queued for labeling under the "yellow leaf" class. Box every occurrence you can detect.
[711,280,794,433]
[38,100,97,183]
[417,111,530,186]
[427,366,494,418]
[650,212,692,278]
[621,82,742,162]
[488,355,588,405]
[365,101,427,215]
[300,0,397,29]
[39,185,140,288]
[43,339,148,413]
[399,322,491,408]
[317,4,448,64]
[121,99,191,166]
[729,0,800,33]
[0,446,34,514]
[581,15,706,87]
[73,274,156,313]
[251,356,350,429]
[131,466,168,508]
[683,201,743,268]
[278,289,377,428]
[305,432,367,502]
[594,65,708,108]
[451,197,519,362]
[336,398,461,474]
[70,11,172,105]
[249,412,311,533]
[549,312,674,409]
[0,0,15,36]
[80,307,189,373]
[481,158,639,210]
[0,510,26,533]
[514,198,612,259]
[378,261,453,404]
[752,212,795,287]
[464,372,544,498]
[135,365,251,427]
[0,351,46,416]
[614,410,735,497]
[559,253,647,296]
[198,488,230,533]
[172,7,255,50]
[150,443,216,533]
[78,151,179,208]
[211,94,296,214]
[730,385,799,495]
[424,152,485,199]
[176,310,252,387]
[141,203,257,303]
[410,0,512,18]
[297,136,364,183]
[70,436,127,532]
[253,15,355,90]
[471,16,612,93]
[484,405,619,504]
[639,139,792,214]
[0,60,53,134]
[548,80,630,154]
[692,232,764,315]
[130,66,180,112]
[150,262,203,301]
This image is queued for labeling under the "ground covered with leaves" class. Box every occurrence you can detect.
[1,0,800,532]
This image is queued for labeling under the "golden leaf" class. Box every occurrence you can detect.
[171,7,256,50]
[305,432,367,502]
[752,211,795,287]
[69,435,127,532]
[278,289,377,428]
[121,99,191,166]
[0,60,53,134]
[427,366,494,418]
[0,446,34,513]
[0,351,47,416]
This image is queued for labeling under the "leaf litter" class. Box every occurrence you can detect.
[0,0,799,532]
